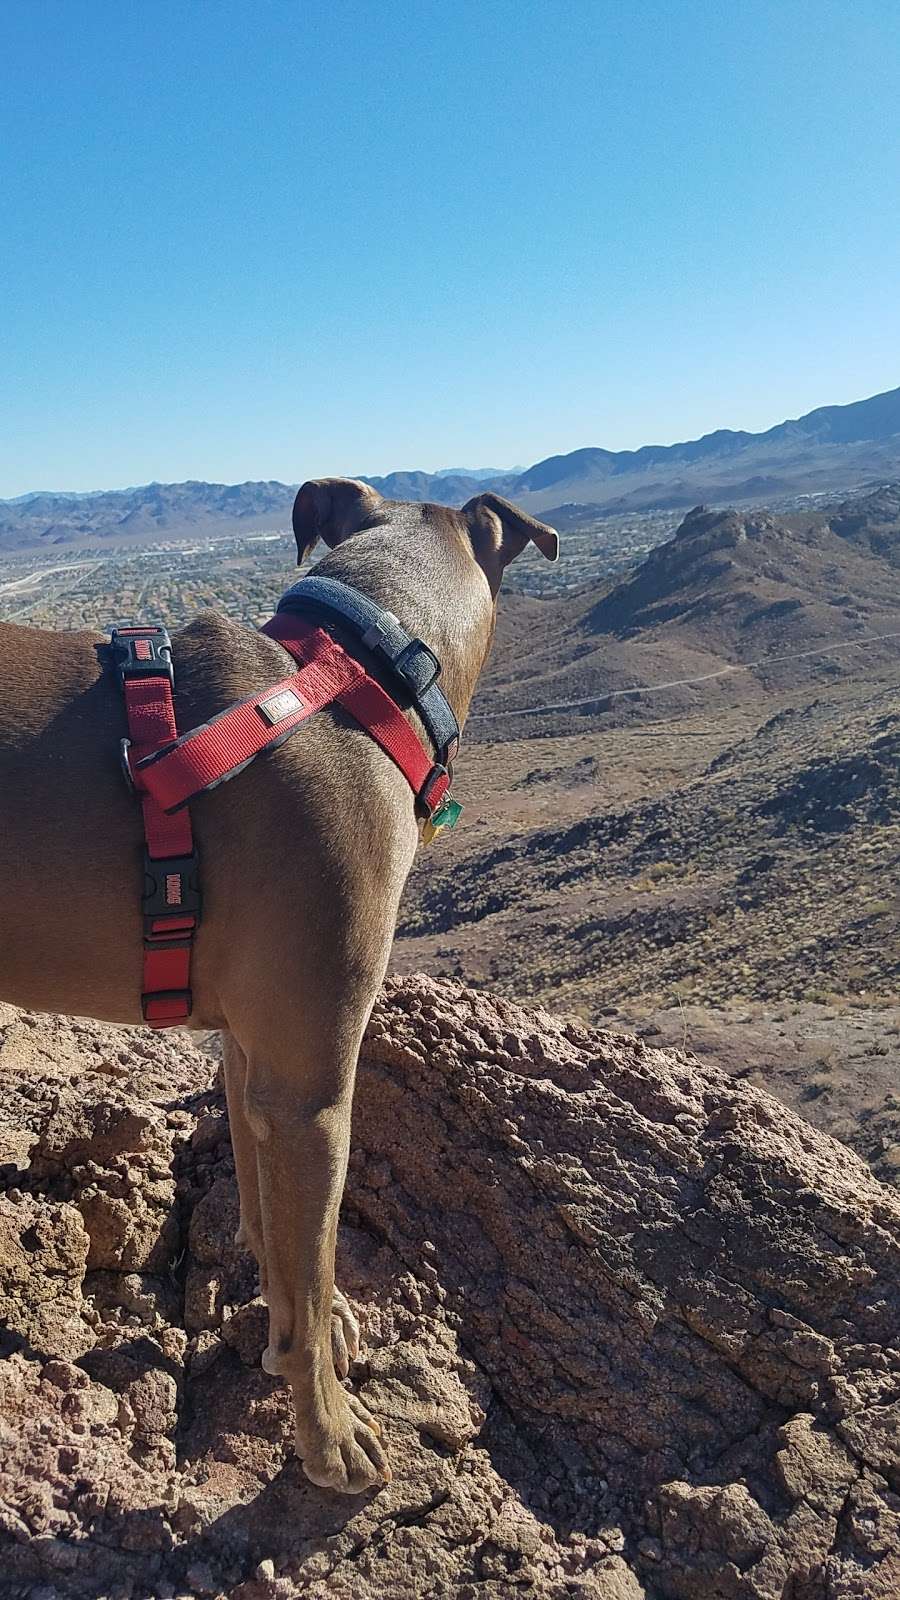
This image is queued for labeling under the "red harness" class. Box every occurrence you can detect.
[112,612,456,1028]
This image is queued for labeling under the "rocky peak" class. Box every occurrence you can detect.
[671,503,780,551]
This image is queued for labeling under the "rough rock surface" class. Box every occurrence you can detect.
[1,980,899,1598]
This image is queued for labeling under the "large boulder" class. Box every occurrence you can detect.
[0,976,897,1598]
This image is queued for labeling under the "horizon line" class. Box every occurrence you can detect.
[3,378,898,503]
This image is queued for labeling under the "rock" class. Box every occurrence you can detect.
[0,975,897,1598]
[221,1296,268,1366]
[0,1195,93,1358]
[30,1092,180,1272]
[349,976,900,1598]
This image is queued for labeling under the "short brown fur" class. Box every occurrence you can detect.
[0,482,557,1492]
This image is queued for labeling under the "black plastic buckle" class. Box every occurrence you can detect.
[142,849,202,937]
[110,626,174,690]
[361,623,442,697]
[142,989,192,1022]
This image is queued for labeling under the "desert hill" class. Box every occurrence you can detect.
[2,977,900,1598]
[586,501,898,655]
[827,481,900,566]
[4,384,900,546]
[400,689,900,1010]
[470,491,900,735]
[388,483,900,1233]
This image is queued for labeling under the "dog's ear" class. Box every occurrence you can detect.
[292,477,384,564]
[462,492,559,578]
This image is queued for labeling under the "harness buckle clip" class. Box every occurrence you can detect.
[142,849,202,936]
[360,624,442,696]
[110,626,175,690]
[142,989,192,1023]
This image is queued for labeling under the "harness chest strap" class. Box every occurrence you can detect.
[130,617,452,816]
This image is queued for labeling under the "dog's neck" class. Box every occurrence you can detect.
[306,516,494,735]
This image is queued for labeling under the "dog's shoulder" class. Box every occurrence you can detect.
[171,611,289,727]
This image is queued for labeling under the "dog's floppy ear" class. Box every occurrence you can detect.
[462,492,559,574]
[292,477,384,564]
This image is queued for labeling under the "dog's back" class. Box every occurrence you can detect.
[0,607,419,1026]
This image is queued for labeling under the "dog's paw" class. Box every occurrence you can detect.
[297,1389,390,1494]
[330,1286,360,1379]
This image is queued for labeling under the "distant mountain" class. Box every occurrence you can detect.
[2,384,900,547]
[357,470,485,504]
[370,386,900,515]
[0,480,295,549]
[432,465,521,480]
[506,385,900,514]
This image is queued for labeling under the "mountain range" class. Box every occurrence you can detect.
[2,384,900,547]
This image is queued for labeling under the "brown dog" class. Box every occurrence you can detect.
[0,481,558,1492]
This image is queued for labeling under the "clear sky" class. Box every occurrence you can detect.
[2,0,899,497]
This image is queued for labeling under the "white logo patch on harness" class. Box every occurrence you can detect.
[258,688,305,726]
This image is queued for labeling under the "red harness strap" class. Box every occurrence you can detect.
[267,613,452,811]
[129,616,451,816]
[115,614,452,1029]
[112,627,201,1027]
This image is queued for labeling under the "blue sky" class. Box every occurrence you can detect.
[1,0,898,496]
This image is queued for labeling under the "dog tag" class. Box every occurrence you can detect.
[421,795,463,845]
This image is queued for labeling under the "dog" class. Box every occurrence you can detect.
[0,479,558,1492]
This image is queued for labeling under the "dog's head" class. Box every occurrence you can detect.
[292,478,559,599]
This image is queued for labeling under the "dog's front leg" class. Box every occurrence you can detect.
[222,1031,267,1286]
[223,1030,362,1380]
[239,1036,389,1494]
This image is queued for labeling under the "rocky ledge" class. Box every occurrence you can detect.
[1,976,898,1599]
